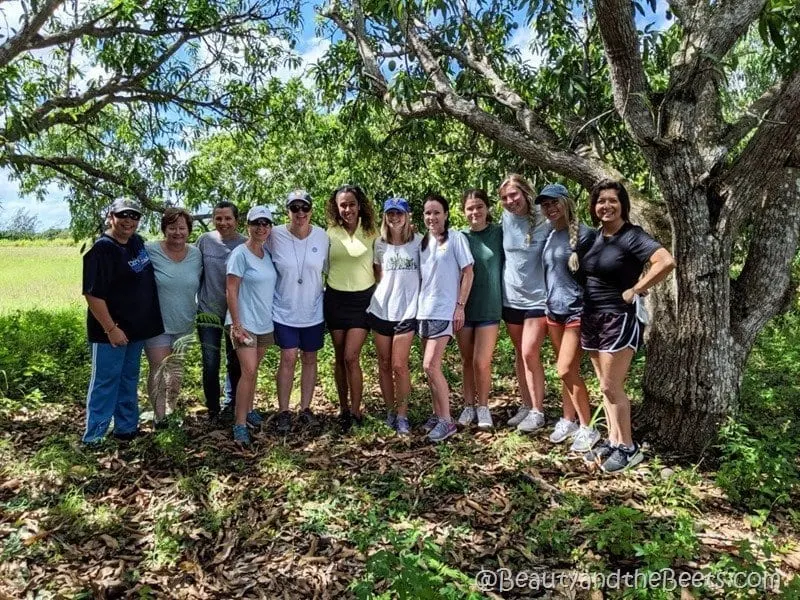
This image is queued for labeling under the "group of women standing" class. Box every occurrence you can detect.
[82,174,674,474]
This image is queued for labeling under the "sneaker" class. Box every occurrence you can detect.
[154,419,169,431]
[246,410,264,428]
[218,404,235,426]
[386,412,397,429]
[427,419,457,442]
[507,406,530,427]
[570,426,601,453]
[549,418,579,443]
[516,409,545,433]
[232,424,251,447]
[395,416,411,436]
[299,408,316,426]
[601,443,644,474]
[275,411,292,434]
[422,414,439,433]
[112,429,141,442]
[352,413,365,427]
[476,406,494,430]
[583,438,615,464]
[339,410,353,433]
[457,406,477,427]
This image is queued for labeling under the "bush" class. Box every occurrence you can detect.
[716,419,799,511]
[0,309,89,403]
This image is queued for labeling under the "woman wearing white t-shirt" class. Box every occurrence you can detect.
[267,190,330,434]
[417,194,474,443]
[366,198,421,436]
[226,206,277,447]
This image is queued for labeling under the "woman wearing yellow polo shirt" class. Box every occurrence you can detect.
[325,184,378,431]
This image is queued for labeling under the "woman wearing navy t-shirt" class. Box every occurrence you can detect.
[580,180,676,473]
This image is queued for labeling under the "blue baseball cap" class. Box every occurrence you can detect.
[535,183,570,204]
[383,197,410,213]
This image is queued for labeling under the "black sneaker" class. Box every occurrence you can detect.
[339,410,353,433]
[299,408,316,426]
[112,429,142,442]
[601,443,644,474]
[218,404,235,426]
[154,420,168,431]
[275,410,292,434]
[583,438,614,464]
[352,413,364,427]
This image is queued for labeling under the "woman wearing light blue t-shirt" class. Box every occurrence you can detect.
[499,174,551,434]
[226,206,278,447]
[145,208,202,428]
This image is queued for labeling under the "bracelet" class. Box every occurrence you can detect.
[104,324,118,335]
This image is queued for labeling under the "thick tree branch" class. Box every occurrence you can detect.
[0,0,64,68]
[720,83,782,152]
[593,0,660,148]
[730,168,800,351]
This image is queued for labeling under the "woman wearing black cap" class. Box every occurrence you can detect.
[82,198,163,444]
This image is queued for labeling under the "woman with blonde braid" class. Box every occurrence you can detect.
[499,174,551,433]
[536,184,600,452]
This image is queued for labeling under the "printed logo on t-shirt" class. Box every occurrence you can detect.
[386,254,417,271]
[312,247,319,253]
[128,248,151,273]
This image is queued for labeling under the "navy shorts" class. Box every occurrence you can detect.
[273,321,325,352]
[367,313,416,338]
[502,306,546,325]
[580,311,641,353]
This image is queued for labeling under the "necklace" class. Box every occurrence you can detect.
[290,227,310,285]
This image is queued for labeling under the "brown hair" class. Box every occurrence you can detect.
[160,207,193,234]
[461,188,493,223]
[326,184,377,235]
[589,179,631,226]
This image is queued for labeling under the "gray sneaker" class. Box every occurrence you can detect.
[583,438,614,464]
[422,414,439,433]
[457,406,477,427]
[386,412,397,428]
[507,406,530,427]
[275,410,292,434]
[395,416,411,436]
[549,418,579,443]
[570,426,601,453]
[601,443,644,474]
[476,406,493,430]
[517,409,545,433]
[427,420,457,442]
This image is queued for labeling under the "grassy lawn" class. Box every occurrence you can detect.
[0,243,83,313]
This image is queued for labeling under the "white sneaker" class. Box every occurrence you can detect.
[476,406,493,430]
[507,406,530,427]
[549,418,579,443]
[457,406,477,427]
[517,409,545,433]
[570,426,601,453]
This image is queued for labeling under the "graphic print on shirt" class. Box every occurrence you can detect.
[128,247,152,273]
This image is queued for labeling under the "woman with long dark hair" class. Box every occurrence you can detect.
[418,194,474,442]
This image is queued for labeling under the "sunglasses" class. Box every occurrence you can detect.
[288,203,312,214]
[114,211,141,221]
[249,219,273,228]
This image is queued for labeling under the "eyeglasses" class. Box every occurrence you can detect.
[114,211,141,221]
[288,203,312,214]
[249,220,273,228]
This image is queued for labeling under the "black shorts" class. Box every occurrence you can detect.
[324,286,374,331]
[580,310,641,353]
[367,313,417,338]
[502,306,546,325]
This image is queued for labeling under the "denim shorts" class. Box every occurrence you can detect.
[462,319,500,329]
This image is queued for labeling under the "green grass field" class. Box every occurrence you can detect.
[0,243,83,313]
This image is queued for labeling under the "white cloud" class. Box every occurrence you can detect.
[0,169,71,231]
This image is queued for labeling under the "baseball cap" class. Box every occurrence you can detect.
[247,206,273,223]
[535,183,570,204]
[383,197,410,213]
[109,198,143,215]
[285,189,312,207]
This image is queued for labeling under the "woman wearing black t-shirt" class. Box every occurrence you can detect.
[580,180,676,473]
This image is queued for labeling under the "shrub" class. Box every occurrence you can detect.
[0,309,89,403]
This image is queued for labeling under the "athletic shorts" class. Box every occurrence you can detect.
[273,321,325,352]
[546,313,582,329]
[462,319,500,329]
[226,327,274,350]
[324,286,374,331]
[367,313,417,338]
[580,311,641,353]
[418,319,453,339]
[502,306,546,325]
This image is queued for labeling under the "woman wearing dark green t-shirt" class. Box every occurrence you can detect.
[456,189,503,430]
